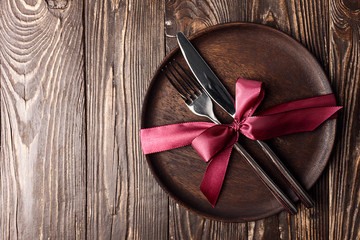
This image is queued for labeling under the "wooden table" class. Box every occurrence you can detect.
[1,0,359,239]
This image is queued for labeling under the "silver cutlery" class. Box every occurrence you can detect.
[176,31,314,208]
[162,60,297,214]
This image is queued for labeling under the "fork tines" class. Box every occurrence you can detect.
[162,59,202,103]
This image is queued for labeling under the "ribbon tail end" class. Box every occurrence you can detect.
[200,184,218,208]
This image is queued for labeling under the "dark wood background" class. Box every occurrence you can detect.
[1,0,359,239]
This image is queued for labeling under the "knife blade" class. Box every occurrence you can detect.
[177,32,236,117]
[177,31,314,209]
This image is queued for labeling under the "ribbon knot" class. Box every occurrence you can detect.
[140,78,341,207]
[230,119,242,132]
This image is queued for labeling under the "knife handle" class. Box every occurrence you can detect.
[256,140,314,208]
[233,142,297,215]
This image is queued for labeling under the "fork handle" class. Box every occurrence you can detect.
[256,140,314,208]
[233,142,297,214]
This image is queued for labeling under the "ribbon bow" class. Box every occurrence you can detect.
[141,78,341,206]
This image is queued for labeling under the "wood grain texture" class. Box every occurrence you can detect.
[1,0,360,239]
[165,0,246,51]
[0,0,86,239]
[329,0,360,239]
[46,0,69,9]
[84,0,168,239]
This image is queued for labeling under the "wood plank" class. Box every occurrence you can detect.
[166,0,331,239]
[169,200,247,240]
[246,1,331,239]
[84,0,168,239]
[0,0,86,239]
[247,0,331,238]
[245,1,294,239]
[165,0,246,50]
[329,0,360,239]
[246,0,329,68]
[166,1,249,239]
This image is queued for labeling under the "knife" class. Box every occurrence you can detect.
[177,31,314,209]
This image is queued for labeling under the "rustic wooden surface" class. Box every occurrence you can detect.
[0,0,359,239]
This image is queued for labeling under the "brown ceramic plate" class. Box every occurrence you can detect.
[141,23,336,222]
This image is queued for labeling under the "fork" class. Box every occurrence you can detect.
[162,60,297,214]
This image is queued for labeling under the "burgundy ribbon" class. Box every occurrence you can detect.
[140,78,341,206]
